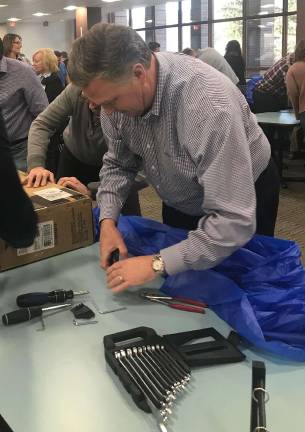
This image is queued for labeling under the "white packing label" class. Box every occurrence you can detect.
[33,187,72,201]
[17,221,55,256]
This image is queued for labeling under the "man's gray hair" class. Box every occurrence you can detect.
[68,23,152,87]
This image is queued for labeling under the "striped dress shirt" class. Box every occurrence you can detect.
[98,52,271,275]
[0,57,48,142]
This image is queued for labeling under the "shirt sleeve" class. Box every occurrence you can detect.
[0,111,37,248]
[160,79,262,275]
[27,84,76,170]
[97,113,142,222]
[23,66,49,118]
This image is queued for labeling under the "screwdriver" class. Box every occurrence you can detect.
[16,289,89,307]
[2,303,72,326]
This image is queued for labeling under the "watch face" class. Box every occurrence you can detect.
[153,260,163,271]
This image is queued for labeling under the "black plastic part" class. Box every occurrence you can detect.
[103,326,190,413]
[0,414,14,432]
[251,361,266,432]
[163,328,246,367]
[109,249,120,266]
[2,307,42,326]
[71,303,95,319]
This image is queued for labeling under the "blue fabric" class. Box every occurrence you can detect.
[246,74,263,107]
[93,208,305,361]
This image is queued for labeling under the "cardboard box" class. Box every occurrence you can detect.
[0,174,94,271]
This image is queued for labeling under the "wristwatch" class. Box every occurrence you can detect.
[152,254,167,277]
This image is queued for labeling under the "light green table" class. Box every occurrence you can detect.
[0,244,304,432]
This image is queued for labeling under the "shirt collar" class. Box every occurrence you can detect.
[39,72,51,79]
[0,56,8,75]
[141,53,169,120]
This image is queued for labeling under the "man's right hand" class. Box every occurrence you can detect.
[100,218,128,270]
[25,167,55,187]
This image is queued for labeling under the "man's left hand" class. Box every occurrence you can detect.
[106,255,157,293]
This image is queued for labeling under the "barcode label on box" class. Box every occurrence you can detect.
[33,188,72,201]
[17,221,55,256]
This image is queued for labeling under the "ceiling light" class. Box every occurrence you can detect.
[261,3,274,8]
[7,17,22,21]
[64,5,78,10]
[101,0,121,3]
[0,4,8,7]
[33,12,51,17]
[146,19,153,23]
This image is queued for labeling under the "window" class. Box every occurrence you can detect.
[287,14,297,53]
[114,10,129,26]
[246,16,282,69]
[155,2,179,26]
[246,0,283,16]
[288,0,297,12]
[182,24,208,50]
[213,0,243,20]
[213,20,243,55]
[181,0,208,23]
[155,27,179,52]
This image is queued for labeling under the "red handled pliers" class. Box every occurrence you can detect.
[139,291,207,314]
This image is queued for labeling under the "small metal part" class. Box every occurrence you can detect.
[36,315,46,332]
[73,290,90,296]
[147,345,184,390]
[156,344,191,381]
[73,319,98,326]
[142,346,180,390]
[91,298,126,315]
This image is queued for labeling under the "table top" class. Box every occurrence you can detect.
[256,110,300,126]
[1,244,304,432]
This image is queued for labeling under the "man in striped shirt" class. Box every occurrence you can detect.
[68,24,280,293]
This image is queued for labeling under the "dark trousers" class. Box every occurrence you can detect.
[300,111,305,135]
[252,89,289,114]
[162,158,280,237]
[56,145,141,216]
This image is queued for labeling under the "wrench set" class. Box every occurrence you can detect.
[104,326,245,431]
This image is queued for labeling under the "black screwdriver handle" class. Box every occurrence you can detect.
[17,292,49,307]
[2,307,42,326]
[109,248,120,266]
[16,290,74,307]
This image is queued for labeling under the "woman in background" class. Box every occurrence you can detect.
[286,39,305,134]
[32,48,63,103]
[3,33,28,62]
[224,40,246,86]
[32,48,64,173]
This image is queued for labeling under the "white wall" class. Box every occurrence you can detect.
[2,20,75,59]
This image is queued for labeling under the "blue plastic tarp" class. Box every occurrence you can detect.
[93,209,305,361]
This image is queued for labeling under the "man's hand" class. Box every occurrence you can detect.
[57,177,91,196]
[25,167,55,187]
[106,255,156,293]
[100,219,128,269]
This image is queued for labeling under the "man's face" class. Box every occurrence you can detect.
[82,66,149,117]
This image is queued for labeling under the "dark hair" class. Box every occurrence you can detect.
[182,48,195,56]
[0,38,3,60]
[295,39,305,62]
[3,33,22,57]
[54,50,61,58]
[225,40,242,57]
[69,23,152,87]
[148,41,160,52]
[61,51,68,59]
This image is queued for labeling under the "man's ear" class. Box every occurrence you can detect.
[132,63,146,81]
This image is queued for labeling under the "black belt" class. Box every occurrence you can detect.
[10,136,28,145]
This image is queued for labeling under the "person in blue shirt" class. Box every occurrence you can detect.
[54,50,67,87]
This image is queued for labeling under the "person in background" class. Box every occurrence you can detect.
[26,84,142,216]
[0,109,37,248]
[197,47,239,85]
[182,48,196,57]
[32,48,64,173]
[224,40,246,86]
[148,41,160,52]
[54,50,68,87]
[68,23,280,293]
[3,33,23,61]
[0,38,48,171]
[252,52,295,113]
[61,51,69,68]
[286,40,305,134]
[32,48,63,103]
